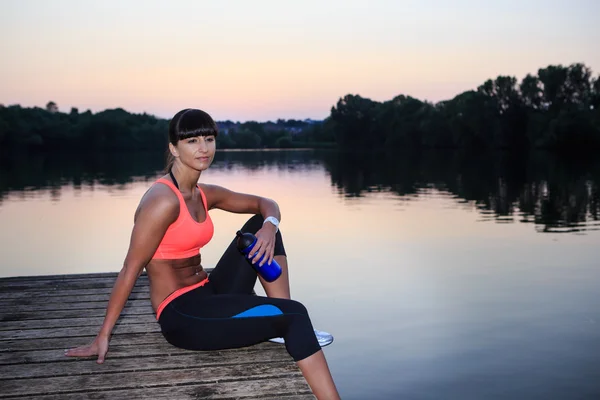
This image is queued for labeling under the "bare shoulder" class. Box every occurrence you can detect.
[135,182,180,224]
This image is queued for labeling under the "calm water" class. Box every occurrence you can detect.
[1,149,599,399]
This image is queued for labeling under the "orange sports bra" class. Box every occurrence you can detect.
[151,178,214,260]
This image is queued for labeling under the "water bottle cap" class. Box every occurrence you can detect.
[236,230,256,251]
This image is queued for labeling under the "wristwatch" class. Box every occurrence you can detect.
[263,216,280,232]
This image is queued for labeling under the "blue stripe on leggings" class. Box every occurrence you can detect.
[232,304,283,318]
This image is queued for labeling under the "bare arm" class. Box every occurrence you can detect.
[202,184,281,221]
[202,184,281,265]
[65,185,178,362]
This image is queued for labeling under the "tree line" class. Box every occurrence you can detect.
[0,106,169,151]
[323,62,600,153]
[1,62,598,153]
[0,105,323,151]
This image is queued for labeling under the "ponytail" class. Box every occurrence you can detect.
[164,149,175,173]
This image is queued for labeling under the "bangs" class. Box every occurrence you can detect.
[169,108,219,144]
[176,126,218,141]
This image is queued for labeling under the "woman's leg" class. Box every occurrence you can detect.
[298,351,341,400]
[160,292,316,355]
[208,215,332,347]
[159,290,340,399]
[208,214,291,299]
[199,215,339,399]
[261,255,291,299]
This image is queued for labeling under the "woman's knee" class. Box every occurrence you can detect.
[241,214,264,234]
[241,214,286,256]
[277,298,309,316]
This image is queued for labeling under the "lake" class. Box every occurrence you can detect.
[1,149,599,399]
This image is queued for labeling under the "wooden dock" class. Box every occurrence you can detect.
[0,272,315,399]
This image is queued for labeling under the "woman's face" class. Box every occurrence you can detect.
[171,135,216,171]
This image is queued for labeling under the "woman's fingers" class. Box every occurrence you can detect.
[256,241,275,267]
[250,240,273,266]
[64,335,108,363]
[96,338,108,364]
[251,227,276,266]
[265,242,275,266]
[97,349,107,364]
[64,345,95,358]
[249,231,265,264]
[250,239,266,265]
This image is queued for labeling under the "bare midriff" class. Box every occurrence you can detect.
[145,254,208,313]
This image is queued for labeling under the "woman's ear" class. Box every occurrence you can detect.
[168,143,179,158]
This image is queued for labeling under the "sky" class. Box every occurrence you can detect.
[1,0,599,122]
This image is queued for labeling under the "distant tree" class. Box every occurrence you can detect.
[275,135,293,148]
[520,74,543,110]
[592,75,600,110]
[230,129,261,148]
[0,115,7,147]
[46,101,58,113]
[329,94,380,149]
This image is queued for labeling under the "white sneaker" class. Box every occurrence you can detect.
[269,329,334,347]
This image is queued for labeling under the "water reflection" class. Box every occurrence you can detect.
[1,149,598,233]
[0,149,321,199]
[0,150,165,202]
[320,150,600,233]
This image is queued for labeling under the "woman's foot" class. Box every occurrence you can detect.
[269,329,334,347]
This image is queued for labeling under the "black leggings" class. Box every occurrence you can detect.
[157,215,321,362]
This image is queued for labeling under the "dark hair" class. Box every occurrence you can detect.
[165,108,219,171]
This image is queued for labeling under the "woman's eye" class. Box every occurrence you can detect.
[207,137,215,142]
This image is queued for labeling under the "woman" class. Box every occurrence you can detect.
[65,108,341,399]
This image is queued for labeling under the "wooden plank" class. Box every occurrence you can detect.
[0,313,157,331]
[1,269,212,283]
[0,291,149,305]
[21,378,315,399]
[1,299,151,313]
[0,342,176,364]
[0,332,166,352]
[0,269,213,288]
[0,322,161,341]
[0,279,144,292]
[0,287,149,300]
[0,361,301,398]
[0,275,145,287]
[0,346,289,379]
[0,299,150,312]
[0,307,153,323]
[0,341,279,365]
[0,272,120,282]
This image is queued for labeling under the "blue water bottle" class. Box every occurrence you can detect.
[236,230,282,282]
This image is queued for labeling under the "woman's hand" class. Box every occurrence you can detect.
[64,334,110,364]
[250,223,278,266]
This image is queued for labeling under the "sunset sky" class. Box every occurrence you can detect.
[1,0,598,122]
